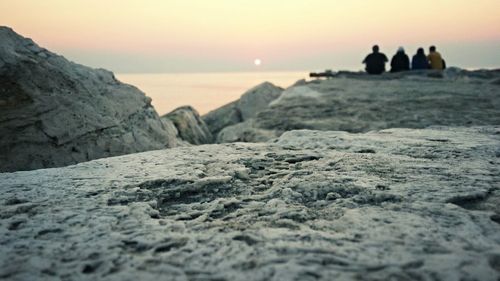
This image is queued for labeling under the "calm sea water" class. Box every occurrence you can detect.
[116,72,308,116]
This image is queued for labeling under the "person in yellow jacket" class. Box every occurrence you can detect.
[427,46,444,70]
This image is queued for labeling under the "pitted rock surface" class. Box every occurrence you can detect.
[1,126,499,280]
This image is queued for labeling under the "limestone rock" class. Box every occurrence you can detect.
[203,82,283,136]
[0,26,178,172]
[205,70,500,144]
[202,101,242,136]
[237,81,283,120]
[1,126,499,280]
[318,68,500,81]
[290,78,307,87]
[161,106,213,145]
[216,120,279,143]
[232,72,500,141]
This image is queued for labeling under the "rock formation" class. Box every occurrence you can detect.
[161,106,213,145]
[0,26,180,172]
[237,81,283,120]
[2,26,500,280]
[202,82,283,139]
[1,126,499,280]
[210,70,500,143]
[216,119,279,143]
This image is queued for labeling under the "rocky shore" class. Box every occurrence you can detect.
[1,26,500,280]
[204,69,500,143]
[2,26,500,172]
[1,126,499,280]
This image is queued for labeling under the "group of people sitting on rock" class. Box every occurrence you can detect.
[362,45,446,75]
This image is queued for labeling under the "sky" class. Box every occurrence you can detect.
[1,0,499,73]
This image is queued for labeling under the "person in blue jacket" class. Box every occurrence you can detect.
[412,48,430,70]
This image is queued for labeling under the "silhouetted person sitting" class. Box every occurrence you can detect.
[427,46,444,70]
[390,47,410,72]
[363,45,388,75]
[412,48,430,70]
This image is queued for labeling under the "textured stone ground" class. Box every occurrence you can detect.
[1,126,499,280]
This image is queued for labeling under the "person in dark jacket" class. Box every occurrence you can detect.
[390,47,410,72]
[412,48,429,70]
[362,45,388,75]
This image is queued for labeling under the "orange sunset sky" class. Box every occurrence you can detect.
[1,0,499,73]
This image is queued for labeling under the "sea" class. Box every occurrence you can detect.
[116,72,309,116]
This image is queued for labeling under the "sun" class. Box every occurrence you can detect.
[254,59,262,66]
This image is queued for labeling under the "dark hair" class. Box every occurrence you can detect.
[417,48,425,55]
[430,46,436,52]
[372,45,380,52]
